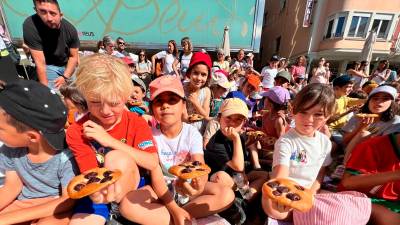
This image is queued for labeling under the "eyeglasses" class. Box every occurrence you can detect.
[118,42,125,45]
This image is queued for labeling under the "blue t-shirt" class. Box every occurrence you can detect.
[0,145,78,200]
[129,101,149,116]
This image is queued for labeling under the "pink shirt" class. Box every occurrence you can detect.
[290,65,306,79]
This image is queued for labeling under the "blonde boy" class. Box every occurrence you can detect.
[66,54,159,224]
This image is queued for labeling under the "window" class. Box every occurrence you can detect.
[372,14,393,39]
[279,0,287,12]
[324,13,348,39]
[348,14,370,38]
[325,19,334,39]
[335,16,345,37]
[275,36,281,53]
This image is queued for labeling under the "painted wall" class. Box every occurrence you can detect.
[1,0,261,50]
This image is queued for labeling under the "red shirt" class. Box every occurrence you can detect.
[66,110,157,172]
[344,134,400,201]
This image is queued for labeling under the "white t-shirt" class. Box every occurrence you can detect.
[152,123,204,178]
[261,66,278,88]
[156,51,176,75]
[273,129,332,188]
[179,52,192,75]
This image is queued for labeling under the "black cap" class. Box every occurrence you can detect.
[270,55,280,62]
[0,80,67,150]
[332,75,355,87]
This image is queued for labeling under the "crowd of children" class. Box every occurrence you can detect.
[1,36,400,225]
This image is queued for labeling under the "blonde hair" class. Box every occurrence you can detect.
[74,53,133,102]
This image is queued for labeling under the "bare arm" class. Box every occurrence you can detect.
[172,58,180,77]
[53,48,79,88]
[341,171,400,190]
[30,49,47,86]
[310,167,326,194]
[0,171,23,211]
[0,188,74,225]
[225,129,245,172]
[151,54,157,74]
[63,48,79,78]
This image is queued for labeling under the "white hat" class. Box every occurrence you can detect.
[211,70,233,89]
[369,85,398,100]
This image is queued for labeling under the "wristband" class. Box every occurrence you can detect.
[61,75,69,81]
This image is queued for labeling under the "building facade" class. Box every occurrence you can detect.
[260,0,400,75]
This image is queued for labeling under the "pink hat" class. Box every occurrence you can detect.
[149,76,185,101]
[261,86,290,104]
[122,56,134,65]
[188,52,212,76]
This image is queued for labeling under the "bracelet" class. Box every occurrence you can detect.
[61,75,69,81]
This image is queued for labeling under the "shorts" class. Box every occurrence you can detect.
[73,197,110,221]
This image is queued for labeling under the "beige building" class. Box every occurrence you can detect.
[260,0,400,75]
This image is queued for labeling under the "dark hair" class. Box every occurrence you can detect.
[116,37,124,43]
[348,90,368,99]
[360,96,397,122]
[292,83,335,117]
[137,49,147,63]
[0,108,33,132]
[33,0,60,11]
[59,84,88,112]
[96,40,104,51]
[168,40,178,58]
[378,59,390,71]
[349,61,361,70]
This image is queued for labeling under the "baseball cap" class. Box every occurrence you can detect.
[132,77,146,92]
[188,52,212,75]
[149,76,185,101]
[122,56,134,65]
[332,75,355,87]
[219,98,249,118]
[270,55,280,62]
[275,71,291,83]
[211,70,233,89]
[225,91,247,104]
[261,86,290,105]
[369,85,398,100]
[0,80,67,150]
[247,74,261,90]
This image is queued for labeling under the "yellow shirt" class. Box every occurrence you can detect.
[329,96,362,130]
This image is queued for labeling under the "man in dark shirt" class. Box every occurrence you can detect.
[23,0,79,91]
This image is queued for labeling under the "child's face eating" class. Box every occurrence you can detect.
[152,92,185,127]
[368,92,392,114]
[293,104,329,137]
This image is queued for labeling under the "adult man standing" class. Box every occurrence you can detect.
[23,0,79,90]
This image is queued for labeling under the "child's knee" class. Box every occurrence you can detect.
[105,150,138,171]
[210,171,234,188]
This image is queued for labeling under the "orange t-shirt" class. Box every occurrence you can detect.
[66,110,157,172]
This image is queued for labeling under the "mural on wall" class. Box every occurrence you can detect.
[1,0,258,49]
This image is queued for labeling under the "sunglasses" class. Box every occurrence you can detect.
[118,42,125,45]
